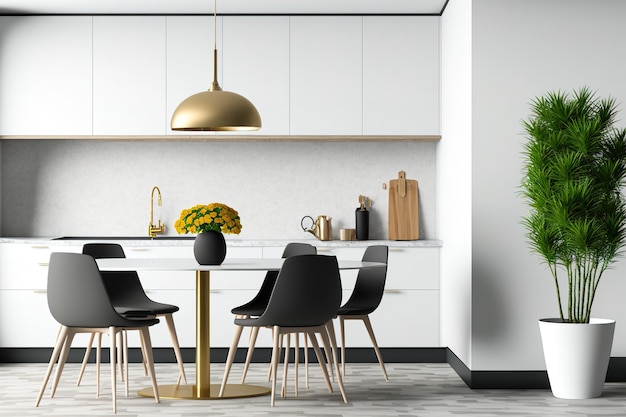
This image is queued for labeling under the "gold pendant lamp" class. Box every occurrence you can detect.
[171,0,261,131]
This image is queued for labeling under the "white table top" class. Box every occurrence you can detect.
[96,257,384,272]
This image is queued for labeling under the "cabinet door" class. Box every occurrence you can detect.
[290,16,362,135]
[363,16,440,135]
[340,289,440,347]
[93,16,166,135]
[387,247,439,290]
[0,242,82,290]
[222,16,290,136]
[0,16,92,135]
[0,290,64,347]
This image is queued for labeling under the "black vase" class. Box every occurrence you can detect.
[355,207,369,240]
[193,231,227,265]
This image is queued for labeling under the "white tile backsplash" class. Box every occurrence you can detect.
[0,140,436,239]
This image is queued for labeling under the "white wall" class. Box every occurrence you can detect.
[439,0,473,366]
[0,140,436,240]
[466,0,626,370]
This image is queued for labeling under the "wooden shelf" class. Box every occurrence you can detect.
[0,135,441,142]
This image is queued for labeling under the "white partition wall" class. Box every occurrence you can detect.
[439,0,473,368]
[441,0,626,373]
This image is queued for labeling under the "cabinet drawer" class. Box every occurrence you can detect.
[338,289,440,347]
[123,289,263,348]
[0,290,59,347]
[387,247,439,290]
[316,246,440,290]
[0,243,81,290]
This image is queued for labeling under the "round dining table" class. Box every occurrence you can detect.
[96,257,384,400]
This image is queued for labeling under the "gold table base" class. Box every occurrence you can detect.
[139,271,271,401]
[138,383,271,400]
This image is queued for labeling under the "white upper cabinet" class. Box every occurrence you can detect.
[166,16,221,136]
[363,16,440,135]
[290,16,363,135]
[0,16,92,135]
[92,16,166,135]
[0,15,440,137]
[222,16,290,136]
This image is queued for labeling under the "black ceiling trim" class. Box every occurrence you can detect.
[0,12,443,17]
[440,0,450,15]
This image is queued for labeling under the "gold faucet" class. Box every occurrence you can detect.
[148,186,165,238]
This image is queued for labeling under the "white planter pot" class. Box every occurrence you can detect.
[539,318,615,399]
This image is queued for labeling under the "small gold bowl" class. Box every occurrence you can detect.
[340,228,356,241]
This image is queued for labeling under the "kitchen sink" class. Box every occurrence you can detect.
[52,236,196,241]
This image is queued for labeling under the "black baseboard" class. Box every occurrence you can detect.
[446,349,626,389]
[5,346,625,389]
[446,349,550,389]
[0,347,446,365]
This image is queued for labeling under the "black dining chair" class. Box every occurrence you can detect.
[35,252,160,414]
[337,245,389,380]
[77,243,187,386]
[230,242,316,384]
[219,254,347,406]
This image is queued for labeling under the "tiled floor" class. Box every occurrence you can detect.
[3,362,626,416]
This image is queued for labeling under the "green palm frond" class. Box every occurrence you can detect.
[520,87,626,322]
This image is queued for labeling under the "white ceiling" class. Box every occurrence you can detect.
[0,0,448,15]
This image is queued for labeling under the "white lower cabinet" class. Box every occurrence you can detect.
[0,242,81,347]
[310,245,440,348]
[0,241,440,349]
[341,289,440,348]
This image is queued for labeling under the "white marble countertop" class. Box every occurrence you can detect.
[97,257,385,271]
[0,236,442,248]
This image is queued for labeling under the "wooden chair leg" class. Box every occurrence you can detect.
[326,320,339,382]
[362,315,389,381]
[294,333,300,397]
[122,330,129,397]
[50,329,76,399]
[76,332,95,386]
[307,332,333,393]
[163,314,187,385]
[304,334,309,388]
[109,327,117,414]
[36,326,69,407]
[138,329,148,376]
[270,326,281,407]
[281,334,290,398]
[96,332,102,398]
[219,324,244,397]
[241,325,259,384]
[139,327,160,403]
[268,328,279,382]
[321,324,348,403]
[117,331,124,382]
[339,316,346,377]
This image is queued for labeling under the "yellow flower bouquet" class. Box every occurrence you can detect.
[174,202,242,235]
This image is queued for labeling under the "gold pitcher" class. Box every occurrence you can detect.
[301,215,332,241]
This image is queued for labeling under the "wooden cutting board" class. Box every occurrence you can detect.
[388,171,419,240]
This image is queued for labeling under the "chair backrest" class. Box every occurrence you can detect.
[282,242,317,258]
[342,245,389,314]
[82,243,152,307]
[82,243,126,259]
[254,254,342,327]
[245,242,317,307]
[47,252,158,328]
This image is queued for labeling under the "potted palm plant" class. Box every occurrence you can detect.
[521,87,626,399]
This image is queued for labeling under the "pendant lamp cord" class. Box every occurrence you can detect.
[210,0,221,91]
